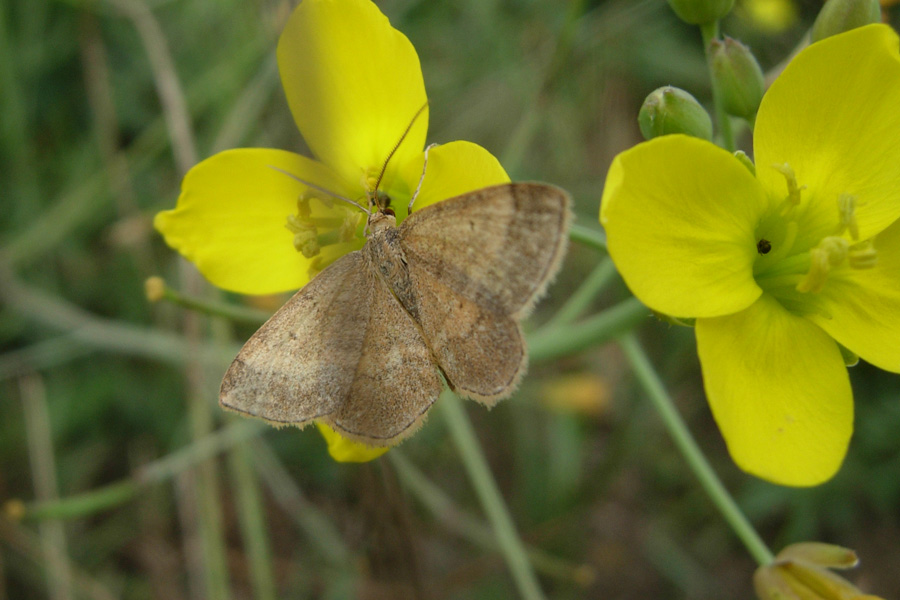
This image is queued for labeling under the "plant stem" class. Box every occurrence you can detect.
[150,277,271,325]
[9,421,265,522]
[438,390,547,600]
[228,444,277,600]
[389,451,595,586]
[569,223,608,252]
[528,296,648,363]
[618,333,774,566]
[700,21,736,152]
[545,257,618,327]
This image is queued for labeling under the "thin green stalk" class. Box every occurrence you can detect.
[438,390,547,600]
[528,296,648,363]
[10,421,264,521]
[700,21,736,152]
[617,333,774,566]
[228,444,277,600]
[148,277,270,325]
[251,441,351,566]
[545,258,618,327]
[389,451,595,586]
[568,223,608,253]
[19,374,74,600]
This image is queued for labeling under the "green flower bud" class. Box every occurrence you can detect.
[811,0,880,43]
[667,0,735,25]
[638,86,713,141]
[709,37,765,121]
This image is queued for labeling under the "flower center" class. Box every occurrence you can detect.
[285,190,363,276]
[752,164,877,314]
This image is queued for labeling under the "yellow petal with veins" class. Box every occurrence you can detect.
[154,149,357,295]
[696,295,852,486]
[277,0,428,189]
[600,134,765,319]
[755,25,900,248]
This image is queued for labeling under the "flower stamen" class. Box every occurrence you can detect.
[848,240,877,269]
[772,163,806,215]
[286,192,364,258]
[796,236,848,293]
[836,193,860,240]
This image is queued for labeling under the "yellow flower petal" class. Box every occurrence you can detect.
[397,140,511,221]
[154,149,355,295]
[277,0,428,188]
[315,423,389,463]
[696,295,852,486]
[755,25,900,247]
[600,134,765,319]
[808,219,900,373]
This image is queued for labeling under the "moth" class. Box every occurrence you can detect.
[219,137,570,447]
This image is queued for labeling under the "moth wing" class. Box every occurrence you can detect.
[219,252,372,426]
[399,182,571,317]
[404,266,526,403]
[398,183,571,403]
[322,261,443,445]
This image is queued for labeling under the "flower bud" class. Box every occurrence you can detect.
[144,276,167,303]
[754,542,886,600]
[709,37,765,121]
[667,0,735,25]
[811,0,880,43]
[638,86,713,141]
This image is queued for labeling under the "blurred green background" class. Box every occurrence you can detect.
[2,0,899,598]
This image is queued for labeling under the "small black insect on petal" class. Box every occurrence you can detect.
[757,239,772,255]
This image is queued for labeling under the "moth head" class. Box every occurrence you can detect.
[367,206,396,234]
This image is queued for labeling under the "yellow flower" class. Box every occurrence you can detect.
[155,0,509,462]
[600,24,900,486]
[754,543,884,600]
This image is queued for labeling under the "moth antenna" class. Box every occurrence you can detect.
[408,143,439,214]
[267,165,370,216]
[372,100,429,197]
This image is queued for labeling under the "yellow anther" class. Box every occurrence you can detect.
[772,163,806,213]
[796,236,848,294]
[836,193,860,240]
[849,241,878,269]
[362,168,380,195]
[285,215,321,258]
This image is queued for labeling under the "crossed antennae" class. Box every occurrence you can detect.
[267,165,371,216]
[372,100,429,198]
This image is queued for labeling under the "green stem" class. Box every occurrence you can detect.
[699,21,736,152]
[152,278,271,325]
[438,390,547,600]
[228,444,277,600]
[568,223,608,252]
[10,421,264,522]
[528,296,648,363]
[617,333,774,566]
[545,258,618,327]
[389,451,595,586]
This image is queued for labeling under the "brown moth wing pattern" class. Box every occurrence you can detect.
[219,252,371,425]
[398,183,571,403]
[322,251,442,445]
[219,250,443,446]
[403,265,526,403]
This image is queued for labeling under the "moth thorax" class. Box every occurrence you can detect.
[367,209,397,235]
